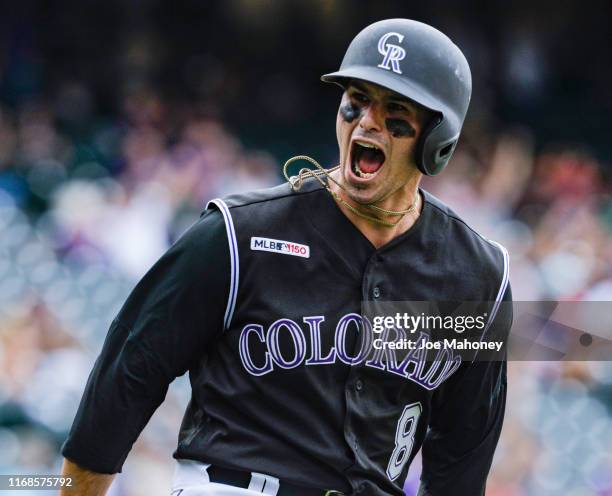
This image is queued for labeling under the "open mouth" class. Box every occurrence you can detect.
[350,140,386,179]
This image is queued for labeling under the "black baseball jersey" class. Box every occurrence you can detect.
[62,177,512,496]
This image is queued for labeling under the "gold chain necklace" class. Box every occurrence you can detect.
[283,155,419,228]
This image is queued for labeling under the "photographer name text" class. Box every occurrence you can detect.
[372,338,504,352]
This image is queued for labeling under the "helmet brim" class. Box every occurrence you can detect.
[321,66,444,117]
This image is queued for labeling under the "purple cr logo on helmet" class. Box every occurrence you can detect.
[322,19,472,176]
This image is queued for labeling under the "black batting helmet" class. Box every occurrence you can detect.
[322,19,472,176]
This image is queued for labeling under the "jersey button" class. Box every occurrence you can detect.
[373,286,381,299]
[355,379,363,391]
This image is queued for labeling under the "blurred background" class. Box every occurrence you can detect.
[0,1,611,495]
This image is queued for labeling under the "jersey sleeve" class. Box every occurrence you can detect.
[418,283,513,496]
[61,209,230,474]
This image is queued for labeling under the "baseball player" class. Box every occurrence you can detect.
[61,19,512,496]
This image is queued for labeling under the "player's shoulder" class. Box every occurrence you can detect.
[422,189,509,278]
[208,177,325,211]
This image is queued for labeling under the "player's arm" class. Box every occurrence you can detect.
[417,284,513,496]
[60,208,230,488]
[59,459,115,496]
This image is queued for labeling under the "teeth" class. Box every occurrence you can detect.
[355,141,380,150]
[353,163,375,178]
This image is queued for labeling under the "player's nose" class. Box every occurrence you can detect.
[359,103,384,133]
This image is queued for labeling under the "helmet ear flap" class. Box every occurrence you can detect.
[416,114,459,176]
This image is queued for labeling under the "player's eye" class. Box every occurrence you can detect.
[387,102,408,113]
[351,92,369,104]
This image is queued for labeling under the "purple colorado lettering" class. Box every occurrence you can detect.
[335,313,371,365]
[266,318,306,369]
[304,316,336,365]
[239,324,273,376]
[237,313,462,389]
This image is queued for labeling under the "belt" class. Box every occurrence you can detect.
[207,465,345,496]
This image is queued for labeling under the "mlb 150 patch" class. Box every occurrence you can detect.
[250,237,310,258]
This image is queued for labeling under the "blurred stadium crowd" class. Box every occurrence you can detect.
[0,1,611,495]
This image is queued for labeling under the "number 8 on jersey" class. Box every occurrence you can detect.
[387,402,422,481]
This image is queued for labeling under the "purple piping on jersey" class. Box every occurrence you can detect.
[207,199,239,330]
[478,240,510,348]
